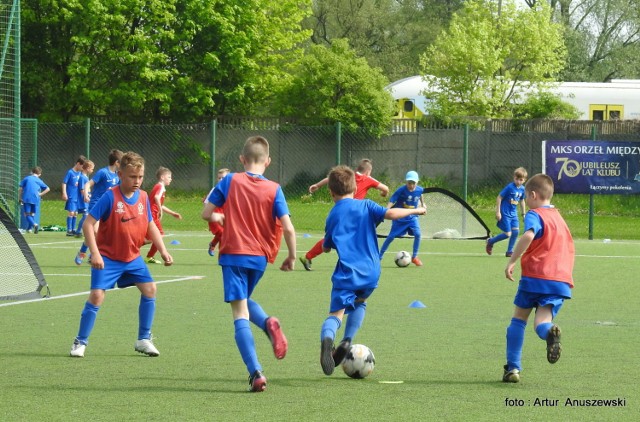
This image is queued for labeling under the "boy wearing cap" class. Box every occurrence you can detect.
[378,171,425,266]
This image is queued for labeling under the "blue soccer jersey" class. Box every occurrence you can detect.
[499,182,525,218]
[63,168,82,200]
[323,198,387,290]
[89,167,120,208]
[20,175,48,205]
[388,184,424,221]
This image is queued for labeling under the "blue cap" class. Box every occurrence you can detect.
[405,171,419,182]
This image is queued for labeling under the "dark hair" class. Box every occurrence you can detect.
[109,149,124,166]
[328,165,356,196]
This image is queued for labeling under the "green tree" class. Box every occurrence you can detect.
[272,39,395,137]
[419,0,566,119]
[21,0,311,121]
[526,0,640,81]
[306,0,464,82]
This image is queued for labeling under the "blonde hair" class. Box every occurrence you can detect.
[525,173,554,200]
[120,152,145,170]
[328,165,356,196]
[156,166,171,180]
[217,168,230,176]
[242,136,269,163]
[356,159,372,173]
[82,160,94,172]
[514,167,528,179]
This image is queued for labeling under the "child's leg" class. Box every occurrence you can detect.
[247,299,268,330]
[234,318,261,374]
[320,314,343,375]
[378,236,394,259]
[505,306,532,371]
[343,301,366,341]
[138,295,156,340]
[26,213,36,230]
[71,215,77,232]
[76,212,87,233]
[506,228,519,254]
[146,244,158,259]
[66,214,74,233]
[534,304,562,363]
[411,226,421,259]
[306,238,324,261]
[489,232,509,245]
[76,301,100,344]
[321,315,342,342]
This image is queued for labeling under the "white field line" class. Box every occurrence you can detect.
[0,275,205,308]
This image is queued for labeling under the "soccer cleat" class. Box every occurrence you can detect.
[332,338,351,366]
[546,324,562,364]
[265,317,288,359]
[502,365,520,383]
[66,231,75,237]
[34,224,39,234]
[505,252,513,258]
[75,252,86,266]
[248,370,267,392]
[320,337,335,375]
[75,231,83,238]
[411,257,423,266]
[70,339,86,358]
[147,257,161,264]
[299,256,312,271]
[485,239,493,255]
[208,242,215,257]
[135,338,160,357]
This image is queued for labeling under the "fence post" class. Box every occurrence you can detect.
[210,119,217,189]
[85,118,91,159]
[335,122,342,165]
[463,124,469,201]
[588,125,597,240]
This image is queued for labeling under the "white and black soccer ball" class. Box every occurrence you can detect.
[394,250,411,267]
[341,344,375,379]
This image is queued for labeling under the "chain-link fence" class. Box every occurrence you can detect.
[20,117,640,228]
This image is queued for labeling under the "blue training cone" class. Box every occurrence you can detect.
[170,240,181,245]
[303,233,311,238]
[409,300,426,308]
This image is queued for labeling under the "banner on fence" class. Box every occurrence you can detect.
[543,140,640,194]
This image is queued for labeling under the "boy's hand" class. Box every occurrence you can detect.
[91,254,105,270]
[505,262,516,281]
[173,212,183,220]
[280,257,295,271]
[416,206,426,215]
[161,252,173,266]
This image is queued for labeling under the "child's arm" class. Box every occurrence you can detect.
[376,182,390,197]
[162,205,182,220]
[201,202,224,224]
[309,178,329,194]
[279,214,296,271]
[83,215,103,269]
[18,187,23,204]
[61,183,68,201]
[518,199,526,218]
[154,191,163,219]
[40,186,51,197]
[147,220,173,266]
[495,195,503,220]
[385,206,426,220]
[505,230,535,281]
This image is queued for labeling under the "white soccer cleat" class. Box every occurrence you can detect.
[70,340,86,358]
[134,338,160,357]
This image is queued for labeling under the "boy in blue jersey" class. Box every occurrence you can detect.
[75,149,123,265]
[502,174,574,383]
[378,170,426,266]
[201,136,296,392]
[61,156,86,236]
[320,165,426,376]
[18,167,50,233]
[74,160,95,238]
[69,152,172,358]
[486,167,528,257]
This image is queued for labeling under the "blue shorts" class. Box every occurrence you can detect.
[221,265,264,302]
[497,215,519,233]
[65,199,79,212]
[90,255,153,290]
[513,290,566,319]
[330,287,375,314]
[22,203,36,214]
[388,219,421,238]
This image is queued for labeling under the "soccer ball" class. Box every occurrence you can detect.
[394,251,411,267]
[341,344,375,379]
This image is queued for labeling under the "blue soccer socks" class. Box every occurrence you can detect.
[76,302,100,343]
[138,296,156,340]
[234,318,261,375]
[343,302,367,341]
[320,316,341,342]
[506,317,527,371]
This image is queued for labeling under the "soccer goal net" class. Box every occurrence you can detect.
[376,187,490,240]
[0,206,49,300]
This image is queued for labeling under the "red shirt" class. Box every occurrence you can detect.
[354,173,381,200]
[97,188,149,262]
[219,173,282,263]
[521,207,574,287]
[150,182,166,220]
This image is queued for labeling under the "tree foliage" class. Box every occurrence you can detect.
[272,39,395,137]
[21,0,311,121]
[419,0,566,119]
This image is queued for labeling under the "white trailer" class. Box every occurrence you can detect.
[387,76,640,120]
